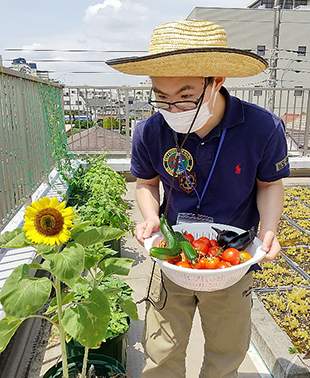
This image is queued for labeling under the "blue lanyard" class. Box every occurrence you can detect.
[175,128,226,215]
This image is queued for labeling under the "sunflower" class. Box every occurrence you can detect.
[23,197,74,246]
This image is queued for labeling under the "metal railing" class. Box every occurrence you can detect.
[64,85,153,158]
[1,67,310,226]
[0,67,65,226]
[228,86,310,156]
[64,85,310,157]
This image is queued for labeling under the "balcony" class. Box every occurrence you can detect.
[1,66,310,378]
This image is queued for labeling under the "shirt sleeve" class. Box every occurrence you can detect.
[256,116,290,182]
[130,120,159,179]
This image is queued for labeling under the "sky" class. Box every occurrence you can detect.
[0,0,252,86]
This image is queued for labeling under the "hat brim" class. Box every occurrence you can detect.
[106,47,268,78]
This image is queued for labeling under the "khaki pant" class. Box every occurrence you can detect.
[141,263,253,378]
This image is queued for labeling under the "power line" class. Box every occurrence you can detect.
[3,48,148,53]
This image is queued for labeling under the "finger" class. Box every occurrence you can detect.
[260,230,274,252]
[142,222,159,239]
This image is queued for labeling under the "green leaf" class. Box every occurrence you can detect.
[0,228,24,245]
[0,264,52,318]
[98,258,133,279]
[49,242,85,289]
[74,227,125,247]
[70,221,93,239]
[37,244,55,257]
[1,230,31,249]
[119,299,138,321]
[28,263,45,270]
[98,287,122,297]
[0,316,23,353]
[62,288,110,348]
[84,254,98,271]
[46,292,75,315]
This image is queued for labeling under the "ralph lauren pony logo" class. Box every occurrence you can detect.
[235,164,241,175]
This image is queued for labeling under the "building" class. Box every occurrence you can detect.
[10,57,49,81]
[188,2,310,90]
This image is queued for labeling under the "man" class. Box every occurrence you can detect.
[106,19,289,378]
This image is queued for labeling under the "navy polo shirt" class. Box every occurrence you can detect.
[131,86,290,231]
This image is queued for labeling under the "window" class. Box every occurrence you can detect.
[297,46,306,56]
[294,85,303,97]
[254,88,262,96]
[257,45,266,56]
[283,0,293,8]
[261,0,274,8]
[294,0,307,7]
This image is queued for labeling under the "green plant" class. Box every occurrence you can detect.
[72,155,133,233]
[0,197,138,378]
[74,275,134,340]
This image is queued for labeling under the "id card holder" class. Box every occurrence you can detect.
[176,212,214,224]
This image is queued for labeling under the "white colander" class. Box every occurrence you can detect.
[144,222,265,292]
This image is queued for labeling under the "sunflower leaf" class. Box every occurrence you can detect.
[0,316,24,353]
[73,227,125,247]
[49,242,84,289]
[62,288,110,348]
[37,243,55,257]
[119,298,139,321]
[46,292,75,315]
[0,228,24,246]
[70,221,93,239]
[98,257,133,279]
[0,264,52,318]
[1,230,30,249]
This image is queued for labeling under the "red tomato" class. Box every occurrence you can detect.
[200,256,220,269]
[240,251,252,263]
[207,246,222,258]
[176,260,191,268]
[221,248,241,265]
[192,239,209,254]
[210,239,220,247]
[196,237,211,250]
[183,233,194,243]
[216,261,231,269]
[191,260,202,269]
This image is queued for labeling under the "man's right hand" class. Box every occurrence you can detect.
[134,217,160,245]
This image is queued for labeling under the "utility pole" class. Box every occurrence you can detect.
[268,0,281,112]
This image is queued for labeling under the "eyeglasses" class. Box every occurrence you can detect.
[148,78,209,110]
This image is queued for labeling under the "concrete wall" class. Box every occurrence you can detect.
[187,8,310,88]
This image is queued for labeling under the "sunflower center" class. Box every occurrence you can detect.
[35,208,65,236]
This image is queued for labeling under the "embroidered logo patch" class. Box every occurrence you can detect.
[163,148,194,176]
[275,156,289,172]
[178,171,197,193]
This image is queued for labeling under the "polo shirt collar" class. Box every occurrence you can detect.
[220,86,245,130]
[193,86,245,142]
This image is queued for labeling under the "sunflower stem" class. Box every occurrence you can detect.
[80,347,90,378]
[55,277,69,378]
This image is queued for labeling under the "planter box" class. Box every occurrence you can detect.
[251,293,310,378]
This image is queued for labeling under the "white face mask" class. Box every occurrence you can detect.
[159,82,217,134]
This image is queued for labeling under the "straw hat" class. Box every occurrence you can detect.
[106,19,268,77]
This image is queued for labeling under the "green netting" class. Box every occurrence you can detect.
[0,68,77,226]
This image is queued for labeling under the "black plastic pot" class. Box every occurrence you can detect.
[42,354,125,378]
[66,325,130,368]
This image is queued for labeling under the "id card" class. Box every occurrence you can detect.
[176,212,214,224]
